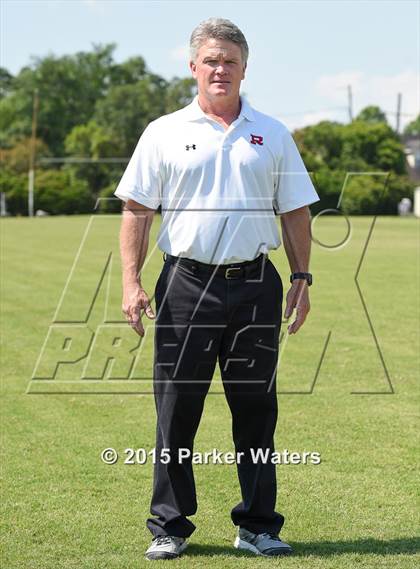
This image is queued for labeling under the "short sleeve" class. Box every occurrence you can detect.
[273,129,320,214]
[114,123,162,209]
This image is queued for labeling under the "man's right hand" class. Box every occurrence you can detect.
[122,283,156,337]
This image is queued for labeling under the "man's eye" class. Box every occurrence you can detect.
[205,60,236,65]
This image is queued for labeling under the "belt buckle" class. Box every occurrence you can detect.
[225,267,243,279]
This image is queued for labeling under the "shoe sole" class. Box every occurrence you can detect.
[145,541,188,561]
[234,537,292,557]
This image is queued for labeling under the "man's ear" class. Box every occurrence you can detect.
[189,60,197,78]
[242,62,247,80]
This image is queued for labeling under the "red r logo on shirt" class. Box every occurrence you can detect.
[250,134,264,146]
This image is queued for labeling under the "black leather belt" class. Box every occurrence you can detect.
[163,253,267,279]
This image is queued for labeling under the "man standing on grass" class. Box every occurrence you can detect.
[115,18,319,560]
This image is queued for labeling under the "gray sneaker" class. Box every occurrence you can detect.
[234,527,292,556]
[145,535,188,560]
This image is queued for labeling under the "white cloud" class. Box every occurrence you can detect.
[315,69,419,129]
[316,71,364,103]
[170,44,190,62]
[280,110,342,131]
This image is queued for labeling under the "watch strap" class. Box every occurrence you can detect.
[290,272,313,286]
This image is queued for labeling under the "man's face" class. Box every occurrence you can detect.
[190,38,246,101]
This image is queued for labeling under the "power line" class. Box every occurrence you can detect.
[348,85,353,122]
[28,89,39,217]
[383,110,415,117]
[396,93,402,133]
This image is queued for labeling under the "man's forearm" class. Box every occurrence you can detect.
[280,206,312,273]
[119,202,155,287]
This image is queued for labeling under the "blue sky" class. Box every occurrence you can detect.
[1,0,419,130]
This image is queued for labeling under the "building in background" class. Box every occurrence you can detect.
[403,134,420,183]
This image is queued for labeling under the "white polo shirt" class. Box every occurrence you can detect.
[114,96,320,264]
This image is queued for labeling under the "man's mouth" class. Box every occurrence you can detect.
[212,81,230,84]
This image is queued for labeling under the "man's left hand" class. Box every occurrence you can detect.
[284,280,311,334]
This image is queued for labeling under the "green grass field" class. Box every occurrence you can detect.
[1,214,419,568]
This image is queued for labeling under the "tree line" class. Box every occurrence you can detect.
[0,43,417,215]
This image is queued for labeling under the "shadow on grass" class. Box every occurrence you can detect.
[292,537,420,557]
[187,537,420,558]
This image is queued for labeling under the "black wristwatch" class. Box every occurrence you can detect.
[290,272,313,286]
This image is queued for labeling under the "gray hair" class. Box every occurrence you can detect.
[190,18,249,65]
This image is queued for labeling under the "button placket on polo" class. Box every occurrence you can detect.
[204,118,225,150]
[222,135,231,150]
[222,116,244,150]
[222,124,231,150]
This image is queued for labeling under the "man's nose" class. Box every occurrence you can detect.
[215,63,228,75]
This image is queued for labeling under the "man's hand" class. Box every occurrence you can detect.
[284,280,310,334]
[122,282,155,337]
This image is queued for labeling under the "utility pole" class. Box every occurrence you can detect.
[347,84,353,122]
[0,192,6,216]
[28,89,39,217]
[396,92,402,134]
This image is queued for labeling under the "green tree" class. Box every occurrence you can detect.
[34,169,94,214]
[293,121,344,170]
[1,44,196,164]
[63,67,195,197]
[0,67,14,99]
[0,168,27,215]
[0,137,51,173]
[341,173,413,215]
[0,45,197,215]
[1,168,94,215]
[165,77,196,114]
[340,120,406,174]
[0,44,116,154]
[0,85,32,148]
[109,56,147,86]
[355,105,388,124]
[64,120,121,194]
[293,109,412,214]
[93,77,168,156]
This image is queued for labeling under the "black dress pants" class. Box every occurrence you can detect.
[146,254,285,538]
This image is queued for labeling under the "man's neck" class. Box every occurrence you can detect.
[197,95,241,126]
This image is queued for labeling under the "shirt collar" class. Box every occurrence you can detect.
[184,95,255,123]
